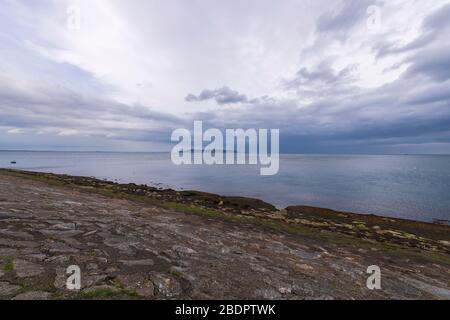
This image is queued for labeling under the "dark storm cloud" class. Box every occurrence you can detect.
[185,86,248,105]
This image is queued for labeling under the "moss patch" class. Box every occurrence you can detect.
[3,260,14,273]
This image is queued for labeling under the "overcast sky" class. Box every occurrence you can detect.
[1,0,450,153]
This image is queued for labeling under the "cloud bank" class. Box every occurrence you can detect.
[1,0,450,153]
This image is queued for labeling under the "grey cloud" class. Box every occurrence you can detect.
[404,47,450,81]
[2,1,450,155]
[185,86,248,105]
[0,78,186,143]
[316,0,374,38]
[289,63,356,86]
[405,83,450,105]
[423,3,450,31]
[376,3,450,58]
[190,63,450,153]
[263,1,450,153]
[284,62,359,99]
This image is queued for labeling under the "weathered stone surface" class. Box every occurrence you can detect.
[0,229,34,240]
[116,274,155,297]
[82,274,109,289]
[12,259,44,278]
[53,268,67,290]
[50,222,76,230]
[0,248,18,256]
[0,169,449,300]
[119,259,154,267]
[254,288,282,299]
[172,245,196,255]
[12,291,52,300]
[0,282,22,296]
[46,242,80,254]
[46,255,70,264]
[151,274,182,297]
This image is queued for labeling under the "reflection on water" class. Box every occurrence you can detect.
[1,151,449,222]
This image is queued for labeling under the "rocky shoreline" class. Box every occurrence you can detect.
[0,169,449,299]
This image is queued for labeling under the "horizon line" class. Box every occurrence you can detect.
[1,150,450,156]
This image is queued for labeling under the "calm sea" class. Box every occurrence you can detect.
[1,151,449,222]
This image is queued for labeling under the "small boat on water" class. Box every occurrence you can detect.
[10,161,17,164]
